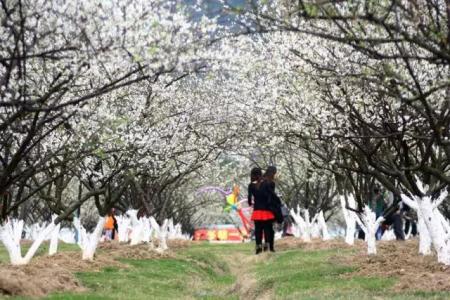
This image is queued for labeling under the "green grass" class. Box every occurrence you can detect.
[46,257,235,300]
[1,242,450,299]
[45,243,241,300]
[254,248,393,299]
[253,248,450,300]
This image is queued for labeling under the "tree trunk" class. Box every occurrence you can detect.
[130,222,143,245]
[159,219,168,251]
[417,214,432,255]
[303,209,312,242]
[340,194,356,245]
[0,220,55,265]
[128,209,143,246]
[361,206,384,255]
[117,215,130,242]
[167,219,175,239]
[49,215,60,256]
[419,197,450,264]
[0,221,23,265]
[150,217,168,252]
[318,211,331,240]
[290,207,310,241]
[402,189,450,265]
[81,216,105,261]
[142,217,151,243]
[12,219,24,245]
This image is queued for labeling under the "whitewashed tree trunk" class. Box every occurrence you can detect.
[116,215,130,242]
[402,182,450,265]
[167,219,175,239]
[311,222,321,239]
[128,210,144,246]
[23,222,56,264]
[148,220,156,249]
[11,219,24,244]
[159,219,168,250]
[49,215,61,256]
[289,208,300,238]
[303,209,312,242]
[149,217,160,248]
[289,209,302,238]
[30,224,38,241]
[24,225,31,240]
[419,197,450,264]
[317,211,331,240]
[148,227,155,248]
[361,206,384,255]
[79,226,87,248]
[150,217,168,252]
[294,224,301,238]
[290,207,310,241]
[340,194,357,245]
[142,217,151,243]
[0,220,55,265]
[417,214,432,255]
[130,224,143,245]
[175,224,182,239]
[0,220,23,264]
[81,217,106,261]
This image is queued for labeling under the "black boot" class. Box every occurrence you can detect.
[263,243,269,252]
[269,242,275,252]
[255,244,263,255]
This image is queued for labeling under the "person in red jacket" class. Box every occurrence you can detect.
[249,166,280,254]
[248,167,264,246]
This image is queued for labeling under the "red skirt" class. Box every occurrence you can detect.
[251,210,275,221]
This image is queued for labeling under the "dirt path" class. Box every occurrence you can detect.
[221,251,274,300]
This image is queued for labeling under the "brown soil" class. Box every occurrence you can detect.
[0,267,83,298]
[98,242,173,260]
[167,239,192,249]
[0,241,182,298]
[336,239,450,292]
[275,236,364,252]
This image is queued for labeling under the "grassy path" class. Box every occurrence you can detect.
[2,242,450,299]
[221,250,273,299]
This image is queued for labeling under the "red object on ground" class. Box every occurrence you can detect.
[193,226,246,241]
[251,210,274,221]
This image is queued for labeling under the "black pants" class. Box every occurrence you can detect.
[393,213,405,240]
[254,220,274,249]
[404,219,417,236]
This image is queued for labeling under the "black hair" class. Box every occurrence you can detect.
[264,166,277,181]
[250,167,262,182]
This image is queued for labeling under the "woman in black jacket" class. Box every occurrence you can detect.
[248,166,280,254]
